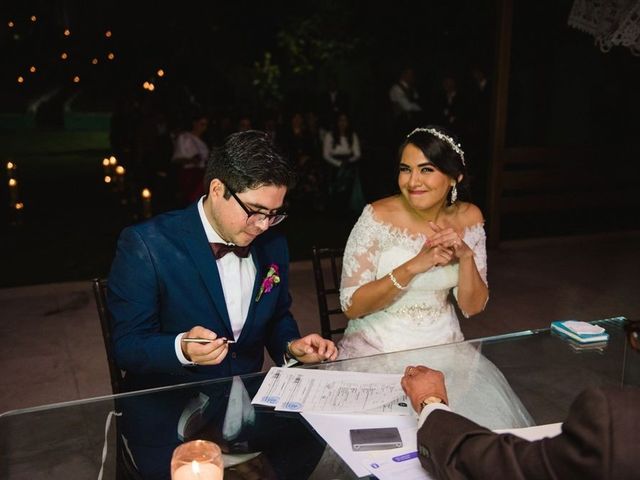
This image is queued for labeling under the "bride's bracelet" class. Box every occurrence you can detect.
[388,271,407,290]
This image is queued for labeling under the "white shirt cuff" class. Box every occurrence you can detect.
[175,332,195,365]
[417,402,451,428]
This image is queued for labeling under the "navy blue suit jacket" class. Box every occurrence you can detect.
[107,202,301,390]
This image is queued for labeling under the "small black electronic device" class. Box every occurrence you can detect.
[349,427,403,451]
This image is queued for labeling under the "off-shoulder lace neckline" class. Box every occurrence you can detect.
[363,204,484,241]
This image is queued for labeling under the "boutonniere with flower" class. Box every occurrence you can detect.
[255,264,280,302]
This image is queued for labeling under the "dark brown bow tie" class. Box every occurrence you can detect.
[210,242,251,259]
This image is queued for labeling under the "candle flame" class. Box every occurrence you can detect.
[109,156,117,165]
[9,179,17,187]
[102,158,109,167]
[104,176,112,183]
[15,202,24,210]
[191,460,200,474]
[7,161,15,170]
[115,165,125,175]
[142,188,152,199]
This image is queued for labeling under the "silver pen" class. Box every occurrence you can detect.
[181,337,236,344]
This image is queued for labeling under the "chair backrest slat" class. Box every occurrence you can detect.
[311,246,347,340]
[92,278,125,394]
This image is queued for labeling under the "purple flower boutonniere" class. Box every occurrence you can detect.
[255,264,280,302]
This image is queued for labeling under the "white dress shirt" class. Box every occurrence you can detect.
[418,402,452,428]
[389,80,422,114]
[172,131,209,168]
[174,197,257,364]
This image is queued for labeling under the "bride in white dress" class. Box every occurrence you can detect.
[338,126,487,358]
[335,126,533,428]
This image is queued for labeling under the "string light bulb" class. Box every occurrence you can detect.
[30,15,37,22]
[91,58,98,65]
[61,52,68,60]
[64,28,71,36]
[17,76,24,84]
[8,21,15,28]
[105,30,112,38]
[157,69,165,77]
[73,75,80,83]
[107,52,115,60]
[29,66,36,73]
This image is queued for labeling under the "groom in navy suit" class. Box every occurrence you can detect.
[108,130,337,391]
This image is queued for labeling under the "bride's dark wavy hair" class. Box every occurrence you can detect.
[398,125,470,205]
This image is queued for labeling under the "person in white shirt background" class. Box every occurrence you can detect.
[172,112,210,205]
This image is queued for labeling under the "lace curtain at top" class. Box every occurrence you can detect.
[568,0,640,55]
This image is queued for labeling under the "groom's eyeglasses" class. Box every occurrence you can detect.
[223,183,288,226]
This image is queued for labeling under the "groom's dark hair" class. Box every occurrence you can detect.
[204,130,296,197]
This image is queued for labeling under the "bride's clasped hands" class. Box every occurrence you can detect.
[425,221,474,261]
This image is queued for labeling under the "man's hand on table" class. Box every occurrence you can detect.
[288,334,338,363]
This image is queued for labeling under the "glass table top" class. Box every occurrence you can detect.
[1,316,638,479]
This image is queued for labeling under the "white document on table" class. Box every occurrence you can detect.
[252,367,411,415]
[302,412,420,478]
[303,411,563,479]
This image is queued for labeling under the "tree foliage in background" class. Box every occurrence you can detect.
[276,13,361,75]
[252,51,283,109]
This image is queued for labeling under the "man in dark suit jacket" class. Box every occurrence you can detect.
[108,130,337,391]
[401,365,639,479]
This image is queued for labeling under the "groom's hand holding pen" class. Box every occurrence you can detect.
[181,326,231,365]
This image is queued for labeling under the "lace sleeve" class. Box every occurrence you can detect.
[467,224,488,287]
[340,206,383,311]
[454,223,489,317]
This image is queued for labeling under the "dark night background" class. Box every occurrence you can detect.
[1,1,639,287]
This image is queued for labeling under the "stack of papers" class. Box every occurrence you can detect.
[252,367,411,415]
[551,320,609,344]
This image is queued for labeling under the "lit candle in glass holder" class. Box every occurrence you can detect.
[102,158,110,175]
[115,165,125,190]
[109,156,118,169]
[141,188,152,218]
[171,440,223,480]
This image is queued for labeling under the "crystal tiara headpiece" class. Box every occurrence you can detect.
[407,127,466,166]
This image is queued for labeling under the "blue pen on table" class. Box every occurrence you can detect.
[181,337,235,344]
